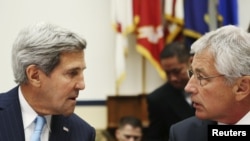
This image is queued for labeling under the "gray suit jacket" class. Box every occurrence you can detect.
[168,116,217,141]
[0,86,96,141]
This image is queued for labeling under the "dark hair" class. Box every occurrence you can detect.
[160,41,191,63]
[118,116,143,129]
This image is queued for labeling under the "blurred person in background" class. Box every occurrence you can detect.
[146,41,195,141]
[115,116,143,141]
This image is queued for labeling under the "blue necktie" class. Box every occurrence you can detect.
[31,116,46,141]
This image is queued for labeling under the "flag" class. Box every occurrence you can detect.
[134,0,165,79]
[183,0,238,48]
[164,0,184,44]
[183,0,209,49]
[218,0,238,26]
[111,0,135,91]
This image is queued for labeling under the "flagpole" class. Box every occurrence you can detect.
[115,82,119,96]
[142,56,146,94]
[208,0,218,31]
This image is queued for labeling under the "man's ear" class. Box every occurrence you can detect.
[187,56,193,66]
[26,65,41,87]
[115,129,120,139]
[233,76,250,101]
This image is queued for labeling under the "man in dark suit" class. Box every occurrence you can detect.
[168,117,216,141]
[0,22,95,141]
[169,25,250,141]
[146,42,195,141]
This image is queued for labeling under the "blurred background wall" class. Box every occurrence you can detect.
[0,0,249,129]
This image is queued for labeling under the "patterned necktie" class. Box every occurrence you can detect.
[31,116,46,141]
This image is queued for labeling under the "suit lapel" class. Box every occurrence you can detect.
[0,86,25,141]
[49,115,71,141]
[187,117,217,141]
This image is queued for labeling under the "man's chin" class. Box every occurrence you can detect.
[61,106,75,116]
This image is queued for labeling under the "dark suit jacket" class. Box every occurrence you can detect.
[146,83,195,141]
[168,116,217,141]
[0,86,96,141]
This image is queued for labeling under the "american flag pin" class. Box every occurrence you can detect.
[63,126,69,132]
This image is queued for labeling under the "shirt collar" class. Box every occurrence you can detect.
[218,111,250,125]
[18,86,51,130]
[235,111,250,125]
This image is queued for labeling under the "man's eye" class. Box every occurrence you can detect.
[69,71,78,76]
[172,68,182,73]
[166,68,182,75]
[196,74,204,80]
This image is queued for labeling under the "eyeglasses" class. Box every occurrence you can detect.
[124,134,141,141]
[187,69,224,86]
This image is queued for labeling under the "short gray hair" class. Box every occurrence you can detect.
[191,25,250,84]
[12,22,87,84]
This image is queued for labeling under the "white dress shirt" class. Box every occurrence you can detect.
[19,87,51,141]
[218,111,250,125]
[235,111,250,125]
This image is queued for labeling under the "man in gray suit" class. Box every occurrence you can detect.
[169,25,250,141]
[0,22,95,141]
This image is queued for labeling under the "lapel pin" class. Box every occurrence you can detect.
[63,126,69,132]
